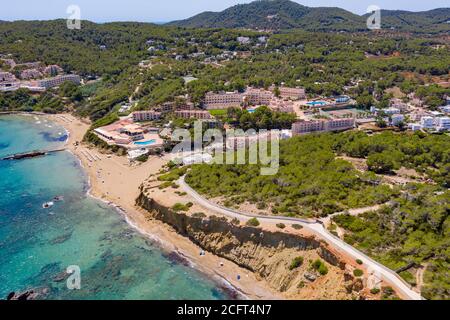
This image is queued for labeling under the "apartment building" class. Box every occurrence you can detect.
[175,110,212,119]
[0,72,18,92]
[277,86,306,100]
[37,74,81,89]
[292,118,355,135]
[204,91,243,109]
[20,68,42,80]
[0,72,15,82]
[132,111,162,122]
[44,65,64,76]
[421,116,434,129]
[245,88,273,105]
[437,117,450,131]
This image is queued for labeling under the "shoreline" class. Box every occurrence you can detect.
[43,113,282,300]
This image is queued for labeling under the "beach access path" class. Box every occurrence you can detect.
[178,176,423,301]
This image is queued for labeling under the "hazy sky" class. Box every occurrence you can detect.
[2,0,449,23]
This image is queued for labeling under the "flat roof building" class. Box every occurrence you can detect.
[175,110,212,119]
[132,111,162,122]
[292,118,355,135]
[37,74,80,89]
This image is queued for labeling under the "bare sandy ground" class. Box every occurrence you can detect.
[47,113,282,300]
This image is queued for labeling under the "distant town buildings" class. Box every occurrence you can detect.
[44,65,64,76]
[20,68,42,80]
[0,58,79,91]
[237,36,251,44]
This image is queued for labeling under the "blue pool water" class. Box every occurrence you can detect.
[307,101,327,107]
[0,114,231,300]
[134,139,156,146]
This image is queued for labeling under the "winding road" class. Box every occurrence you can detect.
[178,176,423,300]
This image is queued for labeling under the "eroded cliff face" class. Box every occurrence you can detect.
[136,191,366,300]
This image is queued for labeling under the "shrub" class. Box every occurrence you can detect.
[276,223,286,229]
[291,224,303,230]
[356,259,363,265]
[246,218,260,227]
[318,264,328,275]
[256,201,267,209]
[192,212,206,218]
[370,288,380,294]
[158,181,172,189]
[231,218,240,225]
[136,154,149,162]
[312,259,328,275]
[289,256,304,270]
[172,203,189,212]
[382,286,395,298]
[353,269,364,277]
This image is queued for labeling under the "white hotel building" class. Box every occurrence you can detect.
[37,74,81,89]
[292,118,355,135]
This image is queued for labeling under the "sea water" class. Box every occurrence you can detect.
[0,115,230,300]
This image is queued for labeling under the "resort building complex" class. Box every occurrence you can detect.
[37,74,81,89]
[93,119,164,150]
[292,118,355,135]
[203,86,306,109]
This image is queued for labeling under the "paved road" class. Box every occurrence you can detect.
[179,176,423,300]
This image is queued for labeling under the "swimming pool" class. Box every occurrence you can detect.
[134,139,156,146]
[307,101,327,107]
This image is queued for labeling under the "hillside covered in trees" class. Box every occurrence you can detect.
[170,0,450,33]
[186,131,449,217]
[1,20,449,124]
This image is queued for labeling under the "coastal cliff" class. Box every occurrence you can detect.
[136,187,373,300]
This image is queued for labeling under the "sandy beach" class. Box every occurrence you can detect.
[47,113,282,300]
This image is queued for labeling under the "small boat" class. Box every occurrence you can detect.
[42,201,54,209]
[53,195,64,202]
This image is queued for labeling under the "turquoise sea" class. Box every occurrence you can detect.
[0,114,231,300]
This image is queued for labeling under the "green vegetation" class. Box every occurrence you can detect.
[356,259,363,265]
[333,185,449,300]
[225,106,296,130]
[311,259,329,275]
[291,224,303,230]
[289,256,304,270]
[231,218,241,225]
[353,269,364,277]
[157,167,188,182]
[172,203,191,212]
[276,223,286,229]
[246,217,260,227]
[192,212,206,218]
[370,288,380,295]
[136,154,149,162]
[186,133,404,217]
[170,0,450,33]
